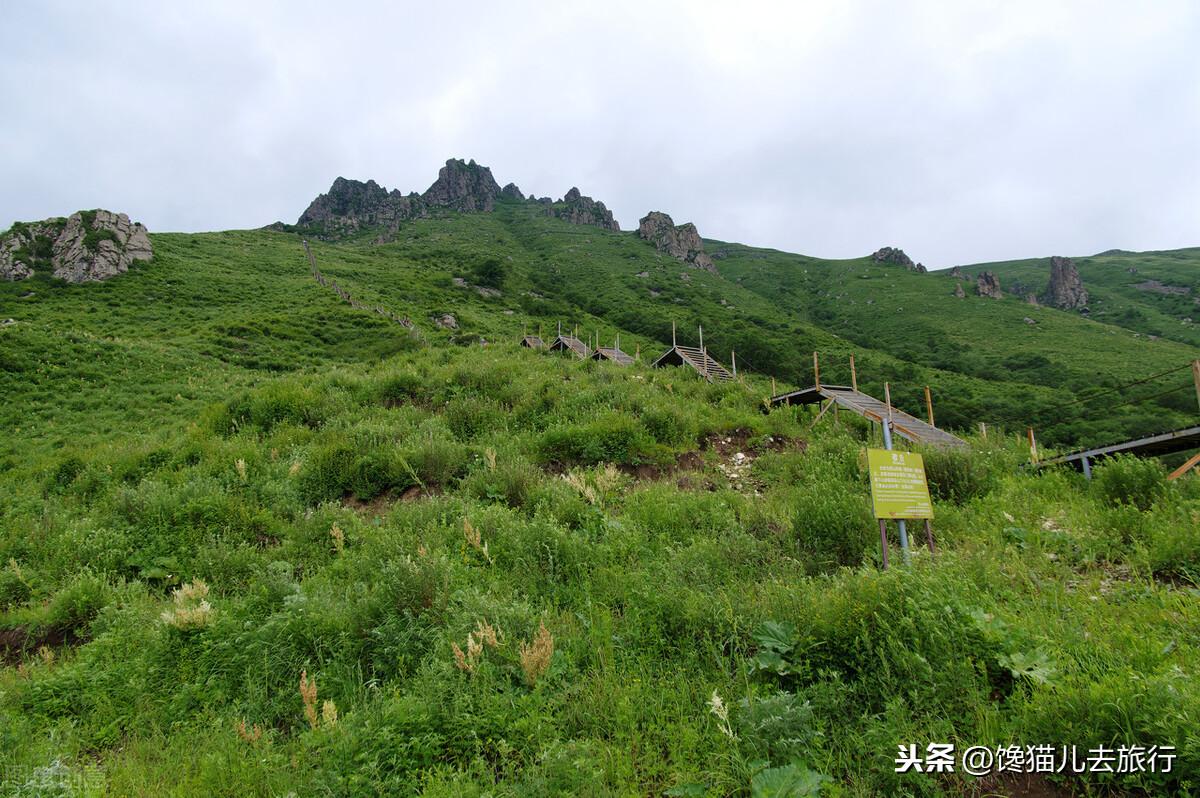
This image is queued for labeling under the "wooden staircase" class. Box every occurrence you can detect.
[675,345,734,382]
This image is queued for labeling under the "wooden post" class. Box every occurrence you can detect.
[771,376,776,396]
[731,349,737,379]
[1193,359,1200,413]
[924,386,935,427]
[884,382,893,421]
[1028,427,1039,463]
[850,353,858,392]
[879,520,890,570]
[698,325,704,355]
[813,351,821,389]
[979,422,987,440]
[923,519,936,556]
[635,344,640,360]
[672,320,676,347]
[557,321,562,336]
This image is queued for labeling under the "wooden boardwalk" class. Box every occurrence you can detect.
[1037,424,1200,472]
[769,384,968,449]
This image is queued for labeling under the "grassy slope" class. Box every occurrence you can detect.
[710,241,1200,447]
[0,210,1198,795]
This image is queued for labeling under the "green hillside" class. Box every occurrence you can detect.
[1,196,1198,795]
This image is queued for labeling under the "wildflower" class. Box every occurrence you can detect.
[708,689,736,739]
[463,518,492,563]
[474,619,502,649]
[300,670,319,730]
[484,447,497,470]
[236,719,263,744]
[161,579,214,629]
[321,699,338,727]
[452,641,473,673]
[519,622,554,687]
[289,461,302,477]
[235,458,248,482]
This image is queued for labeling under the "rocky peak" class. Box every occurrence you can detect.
[548,187,620,231]
[637,211,715,273]
[500,183,524,201]
[421,158,501,212]
[1,210,152,283]
[298,177,423,237]
[976,271,1003,299]
[1041,255,1088,310]
[871,246,925,273]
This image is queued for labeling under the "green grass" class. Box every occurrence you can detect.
[0,207,1198,795]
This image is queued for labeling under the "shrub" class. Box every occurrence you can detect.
[641,406,697,447]
[45,455,86,494]
[461,457,539,509]
[1093,455,1167,510]
[790,482,874,572]
[377,372,425,406]
[921,448,995,504]
[348,449,417,500]
[538,413,656,466]
[297,442,357,504]
[472,256,507,289]
[406,436,470,487]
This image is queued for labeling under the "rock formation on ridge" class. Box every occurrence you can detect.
[637,211,715,273]
[871,246,926,272]
[422,158,501,213]
[548,188,620,231]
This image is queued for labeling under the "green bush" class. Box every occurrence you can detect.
[297,442,357,504]
[538,412,656,465]
[377,372,425,406]
[348,449,417,500]
[1093,455,1167,510]
[921,447,995,504]
[790,482,874,572]
[641,406,697,447]
[45,455,86,494]
[406,436,470,487]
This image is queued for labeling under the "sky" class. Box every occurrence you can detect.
[2,1,1197,268]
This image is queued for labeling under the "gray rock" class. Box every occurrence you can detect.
[422,158,501,212]
[954,282,965,298]
[871,246,926,272]
[298,177,425,238]
[637,211,715,273]
[1023,317,1037,325]
[1041,256,1088,309]
[434,313,458,330]
[547,187,620,231]
[500,182,524,201]
[1,210,153,283]
[976,271,1003,299]
[1025,293,1039,306]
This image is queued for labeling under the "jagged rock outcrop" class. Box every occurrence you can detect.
[500,183,524,201]
[637,211,715,273]
[298,177,424,237]
[548,187,619,231]
[871,246,926,272]
[1,210,152,283]
[954,282,965,298]
[1042,256,1088,310]
[950,266,964,279]
[976,271,1003,299]
[422,158,501,212]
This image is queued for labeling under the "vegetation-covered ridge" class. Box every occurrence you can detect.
[1,343,1198,795]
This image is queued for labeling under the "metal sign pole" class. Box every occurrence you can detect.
[882,383,911,561]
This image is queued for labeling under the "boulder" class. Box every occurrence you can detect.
[1025,293,1039,306]
[1042,256,1088,309]
[548,187,620,231]
[637,211,715,273]
[954,282,965,298]
[434,313,458,330]
[976,271,1003,299]
[1,210,153,283]
[950,266,964,279]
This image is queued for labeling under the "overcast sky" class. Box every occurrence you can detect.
[2,1,1197,268]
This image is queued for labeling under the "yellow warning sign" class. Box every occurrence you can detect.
[867,449,934,520]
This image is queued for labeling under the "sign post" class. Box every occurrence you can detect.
[867,448,935,568]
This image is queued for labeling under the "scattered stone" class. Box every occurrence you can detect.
[954,283,965,298]
[0,318,15,326]
[1025,293,1039,306]
[1,210,153,283]
[1023,317,1037,325]
[637,211,715,273]
[1042,256,1088,309]
[976,271,1003,299]
[433,313,458,329]
[950,266,964,279]
[635,271,649,278]
[1134,279,1190,296]
[871,246,926,272]
[452,277,467,287]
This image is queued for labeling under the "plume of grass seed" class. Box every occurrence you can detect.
[235,719,263,745]
[235,458,248,482]
[330,524,345,555]
[161,579,214,630]
[519,622,554,687]
[463,518,492,563]
[321,700,338,727]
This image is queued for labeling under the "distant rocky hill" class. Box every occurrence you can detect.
[637,211,715,273]
[1,209,152,283]
[297,158,621,239]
